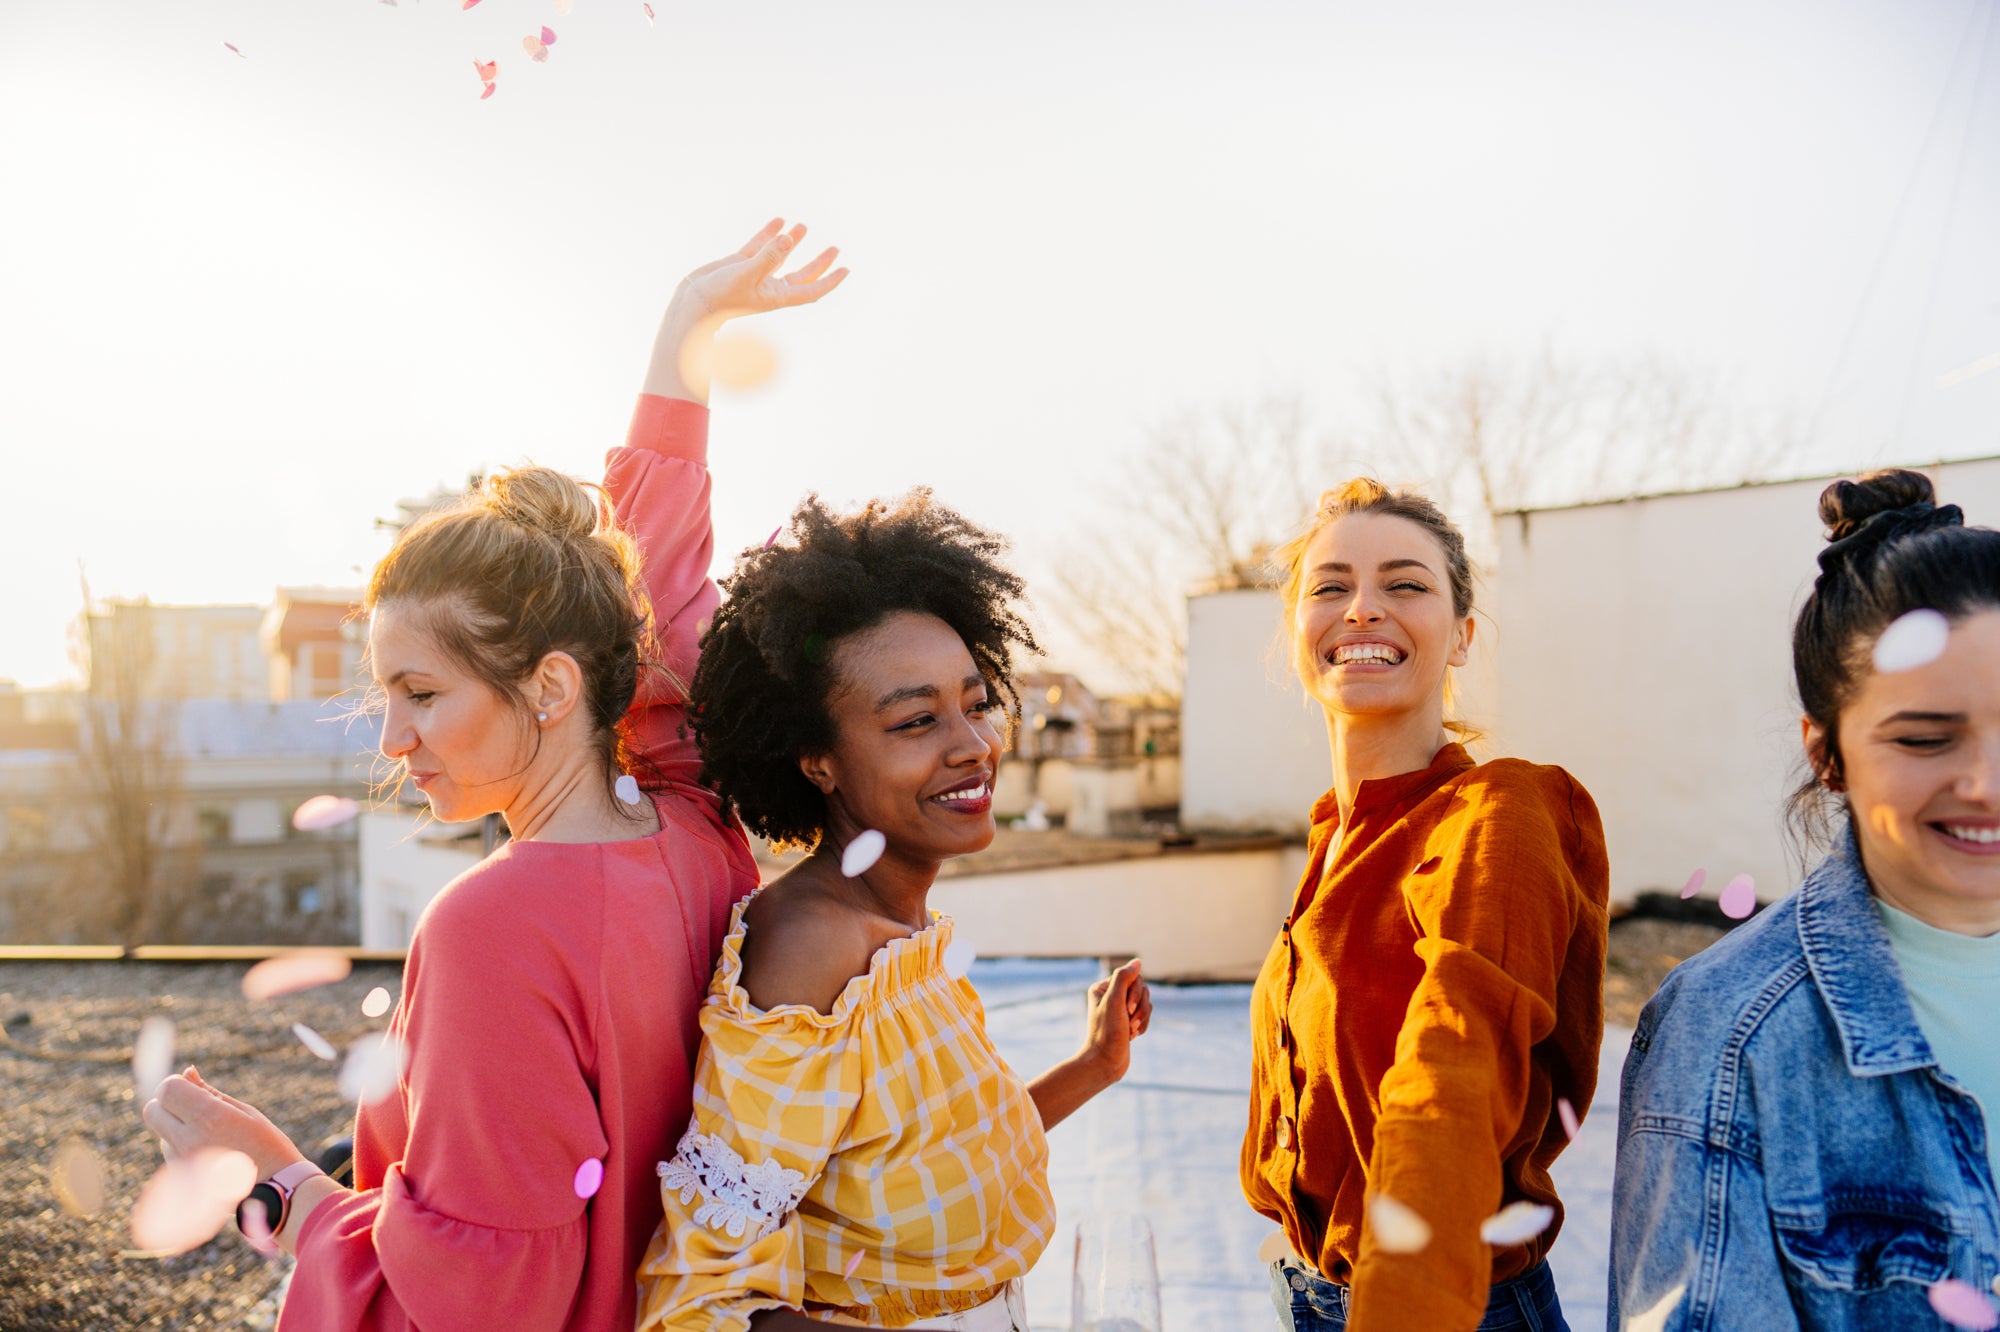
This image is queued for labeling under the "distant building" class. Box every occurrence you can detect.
[86,601,268,702]
[260,587,366,703]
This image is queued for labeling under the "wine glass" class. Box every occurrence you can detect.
[1069,1211,1163,1332]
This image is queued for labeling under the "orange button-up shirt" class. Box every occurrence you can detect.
[1240,744,1609,1332]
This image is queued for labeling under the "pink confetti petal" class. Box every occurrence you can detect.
[463,0,482,7]
[1556,1097,1581,1141]
[473,58,498,83]
[643,2,655,23]
[572,1157,604,1199]
[763,527,781,549]
[541,25,557,43]
[243,953,352,1002]
[338,1032,407,1105]
[362,986,393,1018]
[1873,609,1951,674]
[132,1016,175,1105]
[843,1249,866,1278]
[523,35,549,61]
[1478,1201,1555,1245]
[1719,873,1757,920]
[293,1023,338,1061]
[222,42,246,58]
[291,794,359,832]
[1931,1279,2000,1331]
[840,829,886,878]
[51,1138,106,1220]
[240,1197,278,1256]
[130,1148,257,1255]
[1366,1194,1431,1254]
[480,81,497,99]
[1679,868,1706,900]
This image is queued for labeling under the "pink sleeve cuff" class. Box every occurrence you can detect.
[625,394,710,465]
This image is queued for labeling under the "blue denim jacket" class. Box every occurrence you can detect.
[1609,832,2000,1330]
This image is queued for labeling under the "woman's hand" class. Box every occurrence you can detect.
[1082,959,1152,1083]
[643,218,848,404]
[142,1067,305,1180]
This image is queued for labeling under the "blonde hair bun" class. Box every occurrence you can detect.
[478,466,604,541]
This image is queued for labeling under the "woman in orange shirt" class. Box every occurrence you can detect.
[1239,480,1610,1332]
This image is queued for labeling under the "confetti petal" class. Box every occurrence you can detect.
[51,1138,106,1220]
[524,35,548,61]
[293,1023,338,1061]
[942,936,976,979]
[643,2,655,23]
[130,1148,257,1255]
[474,58,498,82]
[1931,1280,2000,1331]
[1679,868,1706,900]
[1626,1284,1686,1332]
[240,1196,278,1255]
[1556,1097,1581,1141]
[843,1248,866,1278]
[222,42,246,58]
[1478,1201,1555,1246]
[1255,1231,1292,1264]
[1719,874,1757,920]
[463,0,482,7]
[553,0,574,13]
[338,1032,408,1106]
[480,81,497,99]
[763,527,781,549]
[541,25,557,43]
[711,333,778,390]
[292,795,360,832]
[133,1016,175,1106]
[1367,1194,1431,1254]
[614,774,641,805]
[1993,1273,2000,1299]
[243,953,352,1002]
[362,986,393,1019]
[841,829,886,878]
[1873,609,1952,674]
[573,1157,604,1199]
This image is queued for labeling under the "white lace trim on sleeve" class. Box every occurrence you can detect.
[656,1124,810,1242]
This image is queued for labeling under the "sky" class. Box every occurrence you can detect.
[3,0,1996,690]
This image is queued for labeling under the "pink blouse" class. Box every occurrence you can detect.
[281,396,759,1332]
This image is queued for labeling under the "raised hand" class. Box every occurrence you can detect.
[644,218,849,404]
[1082,958,1153,1083]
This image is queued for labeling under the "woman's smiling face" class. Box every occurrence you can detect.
[1292,511,1472,723]
[806,611,1003,865]
[1818,607,2000,933]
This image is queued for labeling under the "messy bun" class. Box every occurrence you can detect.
[366,464,656,791]
[1787,467,1999,852]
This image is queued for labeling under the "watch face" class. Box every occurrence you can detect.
[237,1182,282,1235]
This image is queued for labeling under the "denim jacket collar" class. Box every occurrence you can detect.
[1796,824,1936,1077]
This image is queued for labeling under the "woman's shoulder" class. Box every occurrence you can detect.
[1642,894,1813,1049]
[1433,756,1602,851]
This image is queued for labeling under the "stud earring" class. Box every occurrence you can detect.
[537,712,548,723]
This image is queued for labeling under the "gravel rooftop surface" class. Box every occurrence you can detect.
[0,919,1725,1331]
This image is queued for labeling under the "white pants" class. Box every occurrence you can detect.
[806,1281,1029,1331]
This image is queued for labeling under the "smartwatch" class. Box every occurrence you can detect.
[236,1160,325,1240]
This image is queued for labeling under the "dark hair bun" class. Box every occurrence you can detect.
[1818,469,1936,541]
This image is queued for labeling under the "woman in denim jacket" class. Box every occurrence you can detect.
[1609,469,2000,1331]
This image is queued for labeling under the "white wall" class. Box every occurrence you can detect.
[1179,588,1329,835]
[932,842,1307,981]
[358,806,484,949]
[1492,457,2000,905]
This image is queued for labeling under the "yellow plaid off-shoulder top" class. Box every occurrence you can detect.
[635,894,1054,1331]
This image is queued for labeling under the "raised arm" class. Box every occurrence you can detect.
[610,221,848,788]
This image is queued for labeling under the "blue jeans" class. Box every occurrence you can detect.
[1268,1256,1571,1331]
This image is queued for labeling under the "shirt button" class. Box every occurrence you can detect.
[1276,1118,1294,1149]
[1288,1271,1308,1292]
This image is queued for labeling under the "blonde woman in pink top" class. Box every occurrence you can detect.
[140,220,848,1331]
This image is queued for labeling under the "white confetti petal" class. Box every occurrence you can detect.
[51,1138,106,1219]
[1256,1231,1293,1264]
[1556,1097,1581,1142]
[1626,1283,1687,1332]
[942,936,977,979]
[293,1023,338,1061]
[291,794,360,831]
[338,1031,408,1106]
[130,1148,257,1255]
[1873,609,1951,674]
[840,829,886,878]
[243,953,352,1002]
[614,774,641,805]
[1478,1201,1555,1245]
[361,986,392,1018]
[132,1017,175,1105]
[1366,1194,1431,1254]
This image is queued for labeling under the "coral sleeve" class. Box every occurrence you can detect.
[280,884,605,1332]
[636,1001,865,1332]
[1346,775,1592,1332]
[604,394,721,791]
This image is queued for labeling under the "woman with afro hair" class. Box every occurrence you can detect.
[634,270,1152,1330]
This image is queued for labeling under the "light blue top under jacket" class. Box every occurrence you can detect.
[1876,897,2000,1186]
[1609,827,2000,1331]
